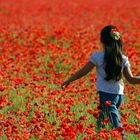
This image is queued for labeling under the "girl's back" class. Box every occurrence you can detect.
[89,51,131,95]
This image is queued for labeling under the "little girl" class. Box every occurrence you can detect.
[61,25,140,137]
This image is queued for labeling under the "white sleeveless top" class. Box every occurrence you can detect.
[89,51,131,95]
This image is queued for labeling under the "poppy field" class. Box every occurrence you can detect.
[0,0,140,139]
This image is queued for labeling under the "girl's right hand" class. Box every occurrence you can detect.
[61,80,70,89]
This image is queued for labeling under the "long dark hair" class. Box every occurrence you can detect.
[100,25,123,81]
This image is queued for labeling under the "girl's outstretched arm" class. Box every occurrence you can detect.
[61,61,95,89]
[123,66,140,84]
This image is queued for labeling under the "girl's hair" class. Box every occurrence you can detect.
[100,25,123,81]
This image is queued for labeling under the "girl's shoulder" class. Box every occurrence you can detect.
[89,51,104,65]
[122,54,129,60]
[122,54,131,67]
[91,51,105,60]
[92,50,105,56]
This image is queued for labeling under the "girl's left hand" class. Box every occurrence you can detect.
[61,80,70,89]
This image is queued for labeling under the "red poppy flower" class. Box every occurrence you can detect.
[79,115,87,120]
[104,100,112,106]
[115,126,124,132]
[0,85,7,91]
